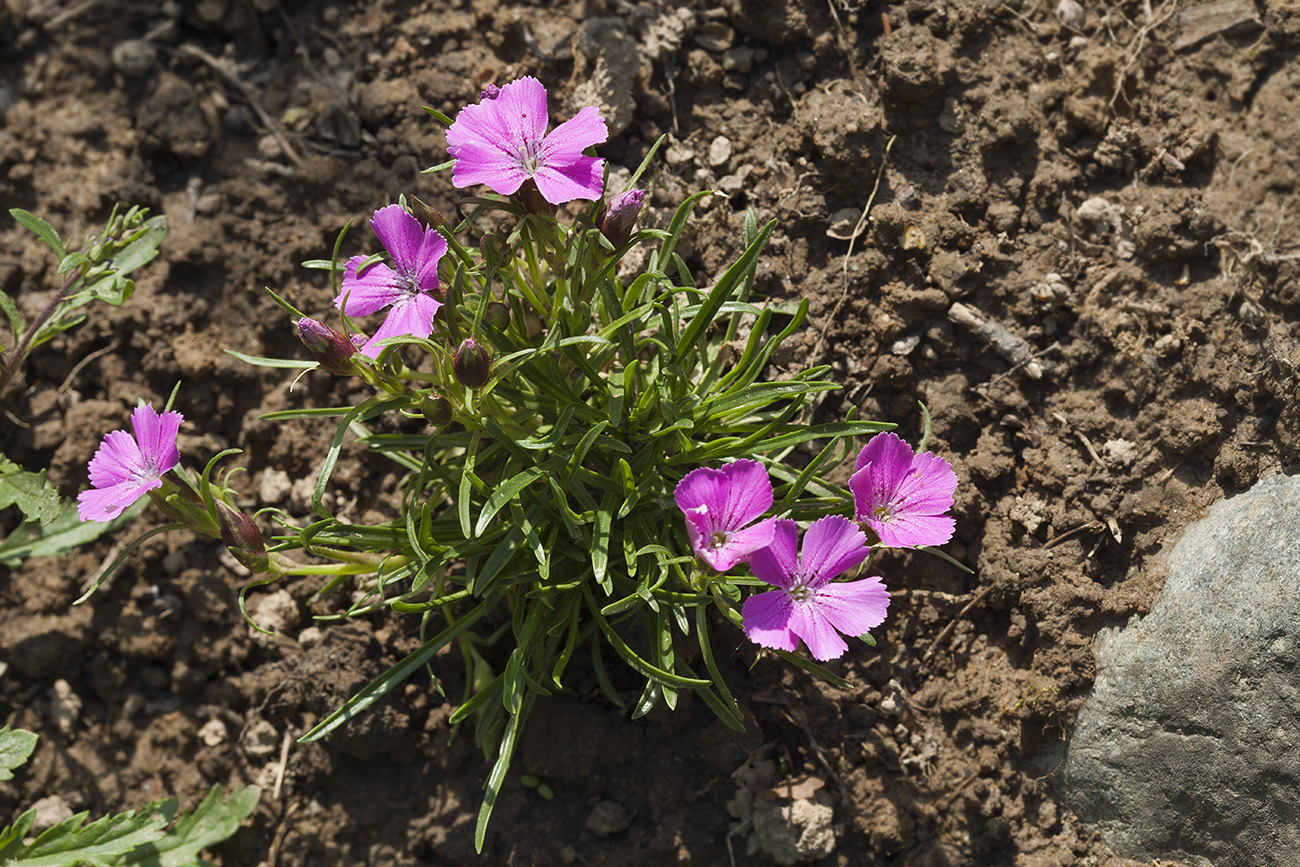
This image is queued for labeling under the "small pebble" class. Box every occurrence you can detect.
[111,40,157,76]
[586,799,631,836]
[708,135,732,168]
[199,718,228,746]
[242,718,279,757]
[259,468,292,504]
[30,796,74,834]
[1056,0,1086,29]
[50,679,82,735]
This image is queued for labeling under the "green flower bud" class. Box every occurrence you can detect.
[452,337,492,388]
[409,196,445,230]
[484,301,510,332]
[420,390,454,425]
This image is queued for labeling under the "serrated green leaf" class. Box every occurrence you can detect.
[1,801,171,867]
[0,499,147,569]
[116,785,260,867]
[0,727,38,782]
[0,457,60,525]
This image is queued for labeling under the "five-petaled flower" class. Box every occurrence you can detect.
[742,516,890,661]
[445,76,608,205]
[850,432,958,548]
[335,204,448,359]
[78,403,183,522]
[674,459,777,572]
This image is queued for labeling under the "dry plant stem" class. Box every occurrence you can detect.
[948,302,1046,379]
[921,584,994,665]
[813,134,896,362]
[0,265,84,399]
[176,44,306,169]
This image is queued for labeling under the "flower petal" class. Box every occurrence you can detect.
[448,140,531,195]
[532,155,605,204]
[131,404,181,476]
[446,77,549,195]
[358,293,443,358]
[716,460,774,529]
[890,450,959,516]
[493,76,550,149]
[742,589,799,652]
[874,512,955,548]
[415,229,448,295]
[814,577,891,637]
[855,431,912,474]
[750,518,799,589]
[369,205,426,274]
[798,515,869,588]
[787,602,849,661]
[336,257,404,316]
[540,105,608,166]
[77,476,162,522]
[697,517,776,572]
[85,429,144,490]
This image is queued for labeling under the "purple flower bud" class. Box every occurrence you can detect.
[217,503,269,572]
[480,83,500,100]
[350,332,369,349]
[452,337,491,388]
[484,301,510,332]
[599,188,645,249]
[296,317,358,375]
[420,391,454,425]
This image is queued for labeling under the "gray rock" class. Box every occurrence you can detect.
[1057,473,1300,867]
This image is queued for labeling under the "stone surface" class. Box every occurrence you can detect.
[1057,473,1300,867]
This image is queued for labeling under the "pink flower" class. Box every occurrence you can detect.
[77,403,183,522]
[674,459,778,572]
[445,77,607,205]
[335,204,447,359]
[850,432,958,548]
[742,516,890,661]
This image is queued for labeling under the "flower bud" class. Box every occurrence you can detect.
[483,301,510,332]
[217,503,269,572]
[409,196,445,230]
[452,337,491,388]
[517,179,556,217]
[480,233,510,269]
[599,189,645,249]
[480,83,500,100]
[420,390,454,425]
[296,317,357,375]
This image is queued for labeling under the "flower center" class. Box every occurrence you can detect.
[518,135,542,175]
[789,583,813,604]
[710,530,728,550]
[872,504,894,522]
[400,268,421,297]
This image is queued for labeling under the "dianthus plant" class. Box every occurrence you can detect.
[209,78,959,850]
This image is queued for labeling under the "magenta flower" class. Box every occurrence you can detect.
[77,403,183,522]
[335,204,447,359]
[850,432,958,548]
[445,76,607,205]
[742,516,890,661]
[674,459,778,572]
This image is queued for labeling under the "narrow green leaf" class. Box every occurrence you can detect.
[300,602,489,743]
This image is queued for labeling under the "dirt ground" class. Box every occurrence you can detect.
[2,0,1298,864]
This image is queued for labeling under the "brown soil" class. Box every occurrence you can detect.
[2,0,1297,864]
